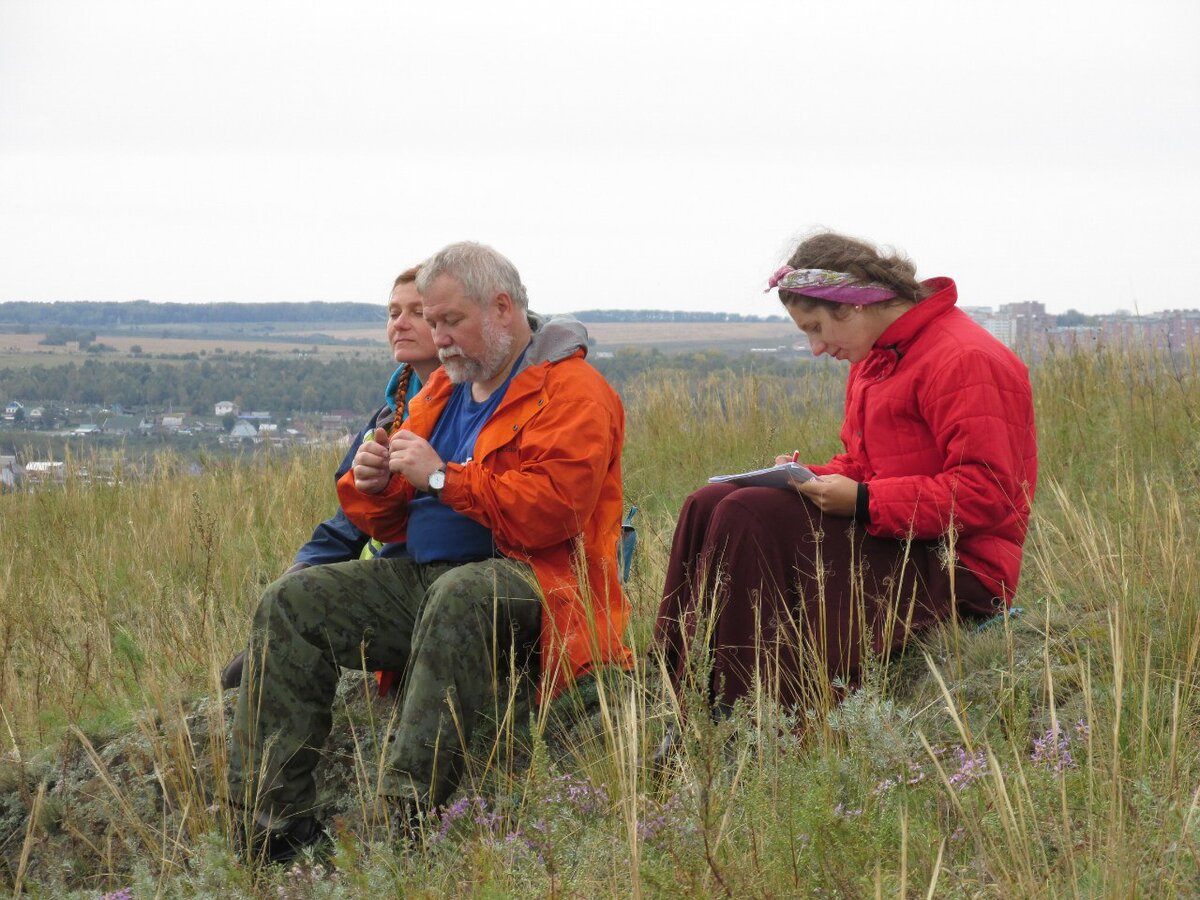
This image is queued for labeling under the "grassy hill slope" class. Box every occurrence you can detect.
[1,348,1199,896]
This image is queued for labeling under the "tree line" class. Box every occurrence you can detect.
[0,349,816,418]
[1,301,799,330]
[0,301,384,328]
[0,357,397,415]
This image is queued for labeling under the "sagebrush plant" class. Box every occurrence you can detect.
[2,351,1200,895]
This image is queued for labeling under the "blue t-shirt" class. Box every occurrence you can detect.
[407,351,526,563]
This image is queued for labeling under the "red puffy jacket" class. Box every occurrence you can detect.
[808,278,1037,603]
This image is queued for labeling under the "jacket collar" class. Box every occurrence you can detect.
[872,277,957,353]
[855,278,956,380]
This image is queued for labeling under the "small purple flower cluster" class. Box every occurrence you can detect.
[948,746,989,790]
[872,761,927,797]
[546,773,610,818]
[638,793,684,847]
[431,795,504,845]
[1031,721,1086,773]
[431,795,551,864]
[101,890,133,900]
[276,862,336,899]
[483,817,548,865]
[833,802,864,818]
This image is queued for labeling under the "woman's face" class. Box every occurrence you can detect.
[786,303,893,363]
[386,282,437,365]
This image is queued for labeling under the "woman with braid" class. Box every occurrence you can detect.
[655,231,1037,714]
[222,265,439,689]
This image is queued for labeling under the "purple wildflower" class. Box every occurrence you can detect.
[276,862,336,899]
[431,795,500,844]
[872,776,900,797]
[524,818,549,864]
[947,746,988,789]
[102,891,134,900]
[1031,725,1077,773]
[485,817,547,865]
[638,794,683,847]
[875,759,928,796]
[473,805,505,833]
[546,773,610,817]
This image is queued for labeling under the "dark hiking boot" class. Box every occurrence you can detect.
[221,650,246,690]
[241,815,333,866]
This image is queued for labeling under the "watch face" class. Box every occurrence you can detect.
[429,469,446,491]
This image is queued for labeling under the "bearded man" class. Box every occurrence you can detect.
[227,242,631,864]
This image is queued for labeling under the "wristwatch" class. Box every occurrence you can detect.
[428,465,447,498]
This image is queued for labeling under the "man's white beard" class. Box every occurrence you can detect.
[440,315,515,385]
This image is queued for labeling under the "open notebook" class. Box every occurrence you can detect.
[708,461,817,489]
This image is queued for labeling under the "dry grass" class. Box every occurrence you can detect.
[1,346,1199,896]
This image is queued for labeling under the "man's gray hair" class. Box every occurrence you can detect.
[416,242,528,311]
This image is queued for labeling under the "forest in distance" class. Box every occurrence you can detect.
[0,300,790,330]
[0,301,814,421]
[0,347,817,420]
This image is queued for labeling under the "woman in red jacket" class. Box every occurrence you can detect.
[655,231,1038,711]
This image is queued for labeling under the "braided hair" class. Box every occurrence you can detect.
[384,262,424,435]
[393,364,417,432]
[780,232,926,317]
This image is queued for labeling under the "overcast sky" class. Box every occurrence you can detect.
[2,0,1196,315]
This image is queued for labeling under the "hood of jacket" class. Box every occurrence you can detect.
[514,312,589,376]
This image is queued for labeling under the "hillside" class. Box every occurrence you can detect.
[1,348,1198,896]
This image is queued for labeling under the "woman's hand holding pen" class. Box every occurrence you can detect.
[775,449,859,516]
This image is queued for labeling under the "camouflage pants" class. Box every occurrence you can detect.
[227,556,541,827]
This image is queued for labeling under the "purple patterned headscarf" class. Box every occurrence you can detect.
[767,266,897,305]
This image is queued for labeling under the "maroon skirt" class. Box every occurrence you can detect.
[654,483,999,708]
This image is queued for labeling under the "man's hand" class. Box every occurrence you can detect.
[796,473,858,517]
[388,430,445,491]
[352,427,392,494]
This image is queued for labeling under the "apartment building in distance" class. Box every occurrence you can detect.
[962,303,1200,358]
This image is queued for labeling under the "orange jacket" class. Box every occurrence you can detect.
[337,340,633,701]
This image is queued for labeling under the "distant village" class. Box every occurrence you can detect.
[5,302,1200,493]
[961,303,1200,356]
[0,399,359,491]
